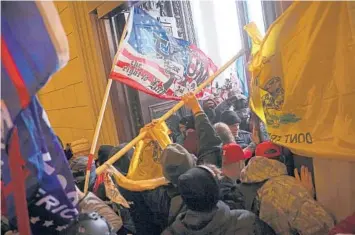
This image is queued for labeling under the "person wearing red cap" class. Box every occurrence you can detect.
[214,122,247,181]
[214,122,259,180]
[222,143,246,180]
[255,141,295,176]
[232,156,334,234]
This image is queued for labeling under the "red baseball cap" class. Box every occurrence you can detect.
[255,141,281,158]
[222,143,245,165]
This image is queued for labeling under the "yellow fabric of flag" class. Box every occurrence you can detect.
[107,120,171,191]
[127,120,171,180]
[246,2,355,160]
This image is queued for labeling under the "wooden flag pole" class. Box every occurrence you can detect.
[96,49,245,175]
[83,24,129,194]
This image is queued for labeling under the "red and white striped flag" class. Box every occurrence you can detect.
[110,7,217,100]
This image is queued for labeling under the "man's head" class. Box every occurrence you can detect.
[236,108,250,122]
[232,93,248,110]
[160,144,196,185]
[214,122,235,145]
[202,97,218,110]
[220,110,241,136]
[97,145,114,166]
[179,116,195,135]
[255,141,281,159]
[222,143,245,180]
[178,166,219,212]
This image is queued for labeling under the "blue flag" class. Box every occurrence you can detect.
[1,2,78,234]
[236,55,249,97]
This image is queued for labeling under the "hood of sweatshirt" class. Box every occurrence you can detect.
[167,201,255,235]
[240,156,287,183]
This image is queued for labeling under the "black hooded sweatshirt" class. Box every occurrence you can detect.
[162,201,275,235]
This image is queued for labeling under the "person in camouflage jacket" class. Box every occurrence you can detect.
[235,156,334,235]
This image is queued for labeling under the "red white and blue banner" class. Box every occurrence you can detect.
[110,7,218,100]
[1,2,78,234]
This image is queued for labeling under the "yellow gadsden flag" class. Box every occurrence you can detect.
[246,2,355,160]
[108,120,171,191]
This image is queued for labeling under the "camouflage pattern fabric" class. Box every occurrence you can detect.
[241,157,334,235]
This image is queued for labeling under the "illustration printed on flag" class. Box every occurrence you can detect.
[110,7,218,100]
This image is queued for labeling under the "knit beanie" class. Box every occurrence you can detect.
[71,138,90,157]
[160,144,195,185]
[97,145,114,166]
[221,110,241,126]
[178,166,219,212]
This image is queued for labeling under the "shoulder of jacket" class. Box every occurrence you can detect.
[230,209,256,230]
[239,130,251,134]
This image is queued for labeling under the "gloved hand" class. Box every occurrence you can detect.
[182,92,202,114]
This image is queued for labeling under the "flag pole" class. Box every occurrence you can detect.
[83,23,129,194]
[96,49,245,175]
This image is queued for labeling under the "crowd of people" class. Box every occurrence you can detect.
[35,92,354,235]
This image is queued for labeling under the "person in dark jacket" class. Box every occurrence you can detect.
[183,129,198,156]
[97,145,114,167]
[214,122,252,181]
[231,93,250,132]
[175,115,195,145]
[237,107,251,132]
[117,143,196,235]
[214,94,239,123]
[183,93,223,167]
[56,135,73,160]
[221,110,252,149]
[109,143,134,176]
[202,96,220,123]
[162,166,275,235]
[139,144,196,233]
[123,93,224,234]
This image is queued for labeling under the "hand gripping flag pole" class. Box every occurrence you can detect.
[83,23,129,194]
[95,49,245,176]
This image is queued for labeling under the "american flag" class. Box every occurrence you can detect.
[1,2,78,234]
[110,7,217,100]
